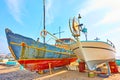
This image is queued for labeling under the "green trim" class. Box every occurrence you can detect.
[81,40,107,43]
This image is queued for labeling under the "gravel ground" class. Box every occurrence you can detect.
[0,65,40,80]
[0,65,120,80]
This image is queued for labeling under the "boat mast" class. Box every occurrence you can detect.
[43,0,46,44]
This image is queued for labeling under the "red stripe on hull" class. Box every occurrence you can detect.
[18,58,77,71]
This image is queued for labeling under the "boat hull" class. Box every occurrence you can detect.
[70,41,115,70]
[83,41,115,70]
[18,58,76,71]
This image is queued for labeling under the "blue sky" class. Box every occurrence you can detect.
[0,0,120,57]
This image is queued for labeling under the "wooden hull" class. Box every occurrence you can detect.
[5,28,77,71]
[18,58,77,71]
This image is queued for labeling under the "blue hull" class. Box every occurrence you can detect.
[5,28,75,60]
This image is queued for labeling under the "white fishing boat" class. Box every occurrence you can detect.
[69,14,116,70]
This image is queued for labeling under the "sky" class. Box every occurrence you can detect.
[0,0,120,57]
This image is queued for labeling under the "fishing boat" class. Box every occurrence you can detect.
[69,14,116,70]
[5,29,77,71]
[81,41,115,70]
[5,0,77,72]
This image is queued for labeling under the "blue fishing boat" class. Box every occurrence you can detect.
[5,0,77,72]
[5,28,77,71]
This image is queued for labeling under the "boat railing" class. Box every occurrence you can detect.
[107,39,115,48]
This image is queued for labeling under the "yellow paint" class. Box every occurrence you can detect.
[9,46,16,60]
[10,41,76,56]
[10,42,21,46]
[18,57,77,61]
[38,70,44,74]
[73,20,79,32]
[72,18,80,37]
[56,44,70,50]
[20,42,26,59]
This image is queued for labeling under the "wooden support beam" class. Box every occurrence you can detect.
[48,63,52,74]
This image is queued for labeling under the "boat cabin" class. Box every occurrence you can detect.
[55,38,75,50]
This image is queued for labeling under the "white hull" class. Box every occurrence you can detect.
[70,41,115,70]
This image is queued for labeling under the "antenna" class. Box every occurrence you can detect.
[53,26,64,39]
[43,0,46,44]
[59,26,61,39]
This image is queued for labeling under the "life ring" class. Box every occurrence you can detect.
[40,30,47,37]
[97,73,109,78]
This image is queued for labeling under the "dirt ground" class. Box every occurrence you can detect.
[0,64,120,80]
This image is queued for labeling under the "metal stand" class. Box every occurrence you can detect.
[106,62,111,76]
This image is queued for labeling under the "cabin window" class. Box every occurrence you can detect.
[64,40,70,44]
[55,39,75,45]
[55,42,62,45]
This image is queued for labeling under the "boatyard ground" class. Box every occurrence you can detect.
[0,64,120,80]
